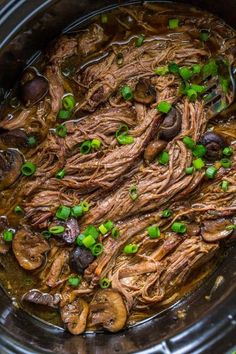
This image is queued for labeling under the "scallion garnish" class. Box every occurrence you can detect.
[226,224,236,231]
[129,185,139,201]
[171,222,187,234]
[185,166,195,175]
[183,136,195,150]
[168,18,179,29]
[192,144,207,158]
[123,244,139,254]
[186,88,197,101]
[116,52,124,66]
[91,139,102,150]
[136,34,145,47]
[223,147,233,157]
[80,201,90,212]
[91,243,104,256]
[116,124,134,145]
[14,205,24,214]
[155,66,169,76]
[205,166,217,179]
[168,62,179,74]
[82,235,96,248]
[49,226,65,234]
[220,158,232,169]
[55,124,67,138]
[202,59,218,79]
[220,180,229,192]
[179,67,193,81]
[3,230,14,242]
[80,140,91,154]
[157,101,172,114]
[101,14,108,24]
[111,227,120,239]
[68,276,81,287]
[58,109,71,120]
[158,151,169,165]
[162,209,173,218]
[104,220,114,232]
[147,225,160,239]
[56,168,65,179]
[98,224,108,235]
[76,234,85,246]
[71,205,84,218]
[27,136,37,146]
[21,161,36,176]
[84,225,99,239]
[200,30,210,42]
[192,64,202,74]
[120,85,133,101]
[56,205,71,220]
[192,158,205,170]
[99,277,111,288]
[62,94,76,111]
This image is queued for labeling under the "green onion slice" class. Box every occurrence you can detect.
[200,30,210,42]
[111,227,120,239]
[91,139,102,150]
[168,62,179,74]
[205,166,217,179]
[49,226,65,234]
[76,234,85,246]
[98,224,108,235]
[162,209,173,218]
[84,225,99,239]
[171,222,187,234]
[192,144,207,158]
[136,34,145,47]
[101,14,108,24]
[68,276,81,287]
[179,67,193,81]
[14,205,24,214]
[99,277,111,289]
[157,101,172,113]
[58,109,71,120]
[223,147,233,157]
[120,85,133,101]
[158,151,169,165]
[56,205,71,220]
[27,136,37,146]
[62,94,76,111]
[185,166,195,175]
[155,66,169,76]
[220,180,229,192]
[82,235,96,248]
[221,158,232,169]
[116,52,124,66]
[168,18,179,29]
[192,158,205,170]
[21,161,36,176]
[3,230,14,242]
[56,168,65,179]
[147,225,161,239]
[123,244,139,254]
[129,185,139,201]
[71,205,84,218]
[183,136,196,150]
[80,201,90,212]
[55,124,67,138]
[91,243,104,256]
[80,140,91,154]
[41,230,51,239]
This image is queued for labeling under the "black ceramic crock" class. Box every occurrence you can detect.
[0,1,236,353]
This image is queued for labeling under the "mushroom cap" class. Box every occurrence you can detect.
[159,108,182,141]
[0,149,23,190]
[20,75,49,107]
[89,289,127,332]
[199,132,226,161]
[201,218,233,242]
[0,129,28,149]
[70,246,95,274]
[61,298,89,335]
[133,78,156,105]
[12,229,50,270]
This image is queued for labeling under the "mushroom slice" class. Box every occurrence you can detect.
[144,139,167,163]
[159,107,182,141]
[22,289,61,308]
[20,68,49,107]
[61,298,89,335]
[0,128,28,149]
[12,229,50,270]
[199,132,226,161]
[0,149,23,190]
[201,218,233,242]
[134,78,156,105]
[89,289,127,332]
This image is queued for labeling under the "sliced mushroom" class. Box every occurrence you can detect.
[159,108,182,141]
[49,218,80,244]
[0,218,9,255]
[61,298,89,335]
[0,149,23,190]
[199,132,226,161]
[22,289,61,308]
[134,78,156,105]
[12,229,50,270]
[89,289,127,332]
[201,218,233,242]
[144,139,167,162]
[70,247,95,275]
[0,128,28,149]
[20,68,49,107]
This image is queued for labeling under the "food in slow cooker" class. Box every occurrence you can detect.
[0,2,236,334]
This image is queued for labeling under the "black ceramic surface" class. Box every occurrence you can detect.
[0,1,236,353]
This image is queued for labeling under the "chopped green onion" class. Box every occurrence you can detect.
[55,124,67,138]
[162,209,173,218]
[98,224,108,235]
[223,147,233,157]
[116,124,128,137]
[91,243,104,256]
[101,14,108,24]
[157,101,172,114]
[41,230,51,239]
[56,205,71,220]
[68,276,81,287]
[49,226,65,234]
[200,30,210,42]
[99,277,111,289]
[80,201,90,212]
[21,161,36,176]
[192,158,205,170]
[129,185,139,201]
[111,227,120,239]
[221,180,229,192]
[147,225,160,239]
[192,64,202,74]
[91,139,101,150]
[3,230,14,242]
[220,158,232,169]
[76,234,85,246]
[168,18,179,29]
[62,94,76,111]
[84,225,99,239]
[120,85,133,101]
[192,144,207,158]
[71,205,84,218]
[27,136,37,146]
[190,84,206,94]
[205,166,217,179]
[171,222,187,234]
[135,34,145,47]
[219,77,230,93]
[158,151,169,165]
[82,235,96,248]
[123,244,139,254]
[179,67,193,81]
[226,224,236,230]
[104,220,114,232]
[80,140,91,154]
[185,166,195,175]
[116,53,124,66]
[155,66,169,76]
[168,62,179,74]
[202,59,218,79]
[14,205,24,214]
[186,88,197,101]
[56,168,65,179]
[58,109,71,120]
[117,134,134,145]
[183,136,195,150]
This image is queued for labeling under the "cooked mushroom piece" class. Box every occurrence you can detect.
[133,78,156,105]
[144,139,167,162]
[159,108,182,141]
[70,247,95,274]
[201,218,233,242]
[61,298,89,335]
[199,132,226,161]
[12,229,50,270]
[22,289,61,308]
[20,72,49,107]
[49,218,80,244]
[0,149,23,190]
[89,289,127,332]
[0,128,28,149]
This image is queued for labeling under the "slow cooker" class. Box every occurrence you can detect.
[0,1,236,353]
